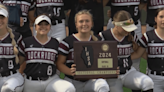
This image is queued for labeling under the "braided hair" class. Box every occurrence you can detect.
[0,4,19,64]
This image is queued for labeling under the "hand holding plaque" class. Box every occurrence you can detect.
[74,41,118,80]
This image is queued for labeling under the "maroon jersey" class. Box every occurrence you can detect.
[34,0,65,25]
[108,0,140,23]
[99,29,138,74]
[139,30,164,72]
[19,36,59,78]
[0,31,22,74]
[58,34,94,79]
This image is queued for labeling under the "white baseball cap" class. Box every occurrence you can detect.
[35,15,51,25]
[113,18,137,32]
[0,8,8,17]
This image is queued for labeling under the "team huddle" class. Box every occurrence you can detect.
[0,0,163,92]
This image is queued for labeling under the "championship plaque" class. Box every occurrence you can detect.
[74,41,118,80]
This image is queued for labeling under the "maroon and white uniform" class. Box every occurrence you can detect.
[106,0,142,72]
[139,29,164,92]
[19,36,75,92]
[58,34,110,92]
[0,31,24,92]
[99,29,154,92]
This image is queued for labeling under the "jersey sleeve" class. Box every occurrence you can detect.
[138,33,148,48]
[58,40,70,56]
[29,0,36,11]
[98,32,105,41]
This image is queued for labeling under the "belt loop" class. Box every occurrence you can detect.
[29,76,32,80]
[38,77,40,81]
[126,70,128,73]
[154,71,156,75]
[10,71,13,75]
[56,20,58,24]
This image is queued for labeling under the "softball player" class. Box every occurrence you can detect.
[99,10,154,92]
[32,0,66,42]
[106,3,142,90]
[0,4,24,92]
[57,10,110,92]
[19,15,75,92]
[131,8,164,92]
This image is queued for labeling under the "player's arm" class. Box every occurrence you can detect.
[19,55,26,74]
[139,0,147,11]
[103,0,109,7]
[56,54,75,76]
[131,46,146,60]
[141,51,147,60]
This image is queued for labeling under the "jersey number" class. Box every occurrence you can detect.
[134,6,138,16]
[8,60,14,69]
[47,65,52,76]
[123,58,129,68]
[53,7,61,17]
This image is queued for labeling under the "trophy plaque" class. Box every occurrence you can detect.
[74,41,118,80]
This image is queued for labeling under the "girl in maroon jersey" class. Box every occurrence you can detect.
[19,14,75,92]
[57,10,110,92]
[132,8,164,92]
[0,4,24,92]
[99,10,154,92]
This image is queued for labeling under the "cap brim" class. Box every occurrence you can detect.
[35,15,51,25]
[122,24,137,32]
[0,8,8,17]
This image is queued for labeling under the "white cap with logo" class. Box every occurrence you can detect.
[35,15,51,25]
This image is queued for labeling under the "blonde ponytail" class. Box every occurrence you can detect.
[90,31,98,41]
[7,27,19,64]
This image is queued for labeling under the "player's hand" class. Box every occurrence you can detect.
[70,64,76,76]
[116,67,120,76]
[20,17,24,27]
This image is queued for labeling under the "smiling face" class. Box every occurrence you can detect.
[155,10,164,30]
[75,14,93,34]
[0,15,7,30]
[35,20,51,36]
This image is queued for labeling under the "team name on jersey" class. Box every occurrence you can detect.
[118,44,132,57]
[148,44,164,55]
[148,0,164,9]
[0,44,13,55]
[25,48,57,61]
[37,0,63,3]
[112,0,140,6]
[21,1,31,16]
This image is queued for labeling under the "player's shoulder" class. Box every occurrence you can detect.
[22,36,35,45]
[100,29,112,37]
[62,35,74,42]
[12,31,22,40]
[146,29,155,36]
[49,37,59,45]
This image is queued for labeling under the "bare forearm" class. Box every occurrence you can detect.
[57,64,72,76]
[131,47,146,60]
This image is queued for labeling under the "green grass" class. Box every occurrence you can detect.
[59,58,147,92]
